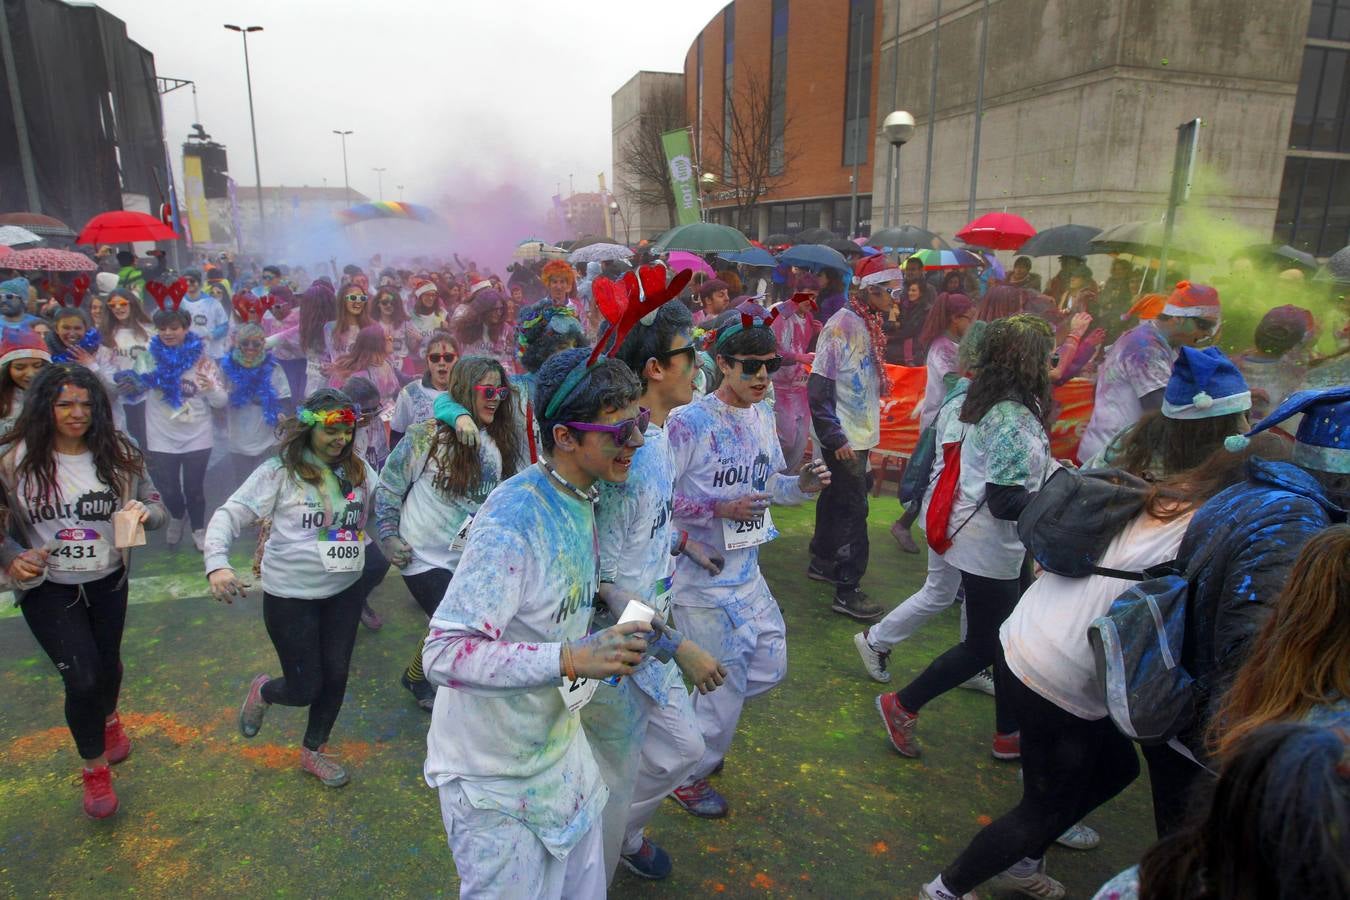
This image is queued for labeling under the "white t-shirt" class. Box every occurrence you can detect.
[373,420,501,575]
[107,326,150,382]
[1002,510,1193,720]
[921,334,959,431]
[203,456,377,598]
[180,294,230,359]
[942,400,1052,580]
[422,464,606,860]
[667,393,809,607]
[6,446,122,585]
[594,423,681,703]
[1079,321,1175,461]
[135,351,228,454]
[390,380,444,435]
[814,307,882,450]
[222,360,291,457]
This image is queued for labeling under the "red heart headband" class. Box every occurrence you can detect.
[52,274,92,308]
[588,264,694,366]
[232,291,275,323]
[702,307,781,352]
[789,291,818,312]
[147,278,190,311]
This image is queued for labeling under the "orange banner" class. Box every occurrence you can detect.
[875,365,1095,462]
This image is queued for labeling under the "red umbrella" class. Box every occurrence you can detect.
[2,247,97,272]
[77,210,177,245]
[956,212,1036,251]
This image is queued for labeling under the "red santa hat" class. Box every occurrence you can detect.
[1161,280,1221,320]
[411,277,439,299]
[854,254,903,289]
[0,327,52,368]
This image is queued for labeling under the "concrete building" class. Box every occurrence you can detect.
[683,0,884,239]
[612,71,685,244]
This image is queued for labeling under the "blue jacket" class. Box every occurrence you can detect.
[1176,457,1344,758]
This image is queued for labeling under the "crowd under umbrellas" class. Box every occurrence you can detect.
[0,200,1347,900]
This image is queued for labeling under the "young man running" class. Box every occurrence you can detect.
[581,300,728,882]
[421,348,652,899]
[665,313,830,817]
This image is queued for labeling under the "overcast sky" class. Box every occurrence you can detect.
[96,0,726,211]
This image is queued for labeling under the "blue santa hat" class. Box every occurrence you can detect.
[1161,346,1251,420]
[1228,385,1350,474]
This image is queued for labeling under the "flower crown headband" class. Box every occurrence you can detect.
[541,265,693,419]
[298,406,357,428]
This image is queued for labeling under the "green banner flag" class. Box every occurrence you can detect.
[661,129,702,226]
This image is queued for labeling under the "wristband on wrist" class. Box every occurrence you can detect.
[561,641,577,681]
[677,530,689,555]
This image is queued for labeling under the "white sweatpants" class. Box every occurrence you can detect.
[676,586,787,783]
[869,548,964,651]
[621,681,704,856]
[438,781,606,900]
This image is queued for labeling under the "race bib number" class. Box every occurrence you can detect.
[650,575,673,619]
[722,509,774,551]
[48,528,113,573]
[449,515,474,553]
[318,528,365,573]
[558,676,599,713]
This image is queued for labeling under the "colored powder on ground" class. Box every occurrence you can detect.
[4,726,69,763]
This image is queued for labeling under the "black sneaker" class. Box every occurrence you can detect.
[832,588,883,621]
[400,671,436,712]
[806,561,838,583]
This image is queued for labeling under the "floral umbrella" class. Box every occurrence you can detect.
[1,247,97,272]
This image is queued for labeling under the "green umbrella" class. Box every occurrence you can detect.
[651,222,752,254]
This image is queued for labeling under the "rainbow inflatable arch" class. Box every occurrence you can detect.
[334,202,440,227]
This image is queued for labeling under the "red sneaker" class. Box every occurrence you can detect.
[82,765,118,818]
[876,692,921,758]
[992,731,1021,760]
[104,714,131,765]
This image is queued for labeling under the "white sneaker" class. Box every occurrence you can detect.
[990,859,1064,899]
[853,630,892,683]
[918,878,979,900]
[191,529,206,552]
[1055,822,1100,850]
[165,517,185,546]
[959,670,995,696]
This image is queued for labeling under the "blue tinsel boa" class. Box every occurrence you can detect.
[143,332,204,409]
[49,328,102,364]
[220,351,283,426]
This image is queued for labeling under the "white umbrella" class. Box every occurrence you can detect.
[513,240,568,261]
[0,225,42,246]
[568,242,633,264]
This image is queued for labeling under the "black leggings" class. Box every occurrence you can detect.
[260,582,364,750]
[354,539,390,608]
[20,569,129,759]
[942,676,1141,893]
[1142,742,1207,839]
[146,448,212,529]
[897,569,1024,734]
[403,567,453,618]
[124,402,147,450]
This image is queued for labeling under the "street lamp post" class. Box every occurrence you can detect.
[882,111,915,229]
[333,129,353,206]
[609,200,625,243]
[224,24,265,247]
[396,184,405,201]
[699,172,716,224]
[372,167,386,202]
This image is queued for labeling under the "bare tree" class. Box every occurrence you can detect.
[616,81,687,228]
[703,70,798,233]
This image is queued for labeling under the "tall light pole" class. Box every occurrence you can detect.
[333,129,353,206]
[224,24,265,246]
[372,167,386,201]
[396,184,405,201]
[882,111,915,229]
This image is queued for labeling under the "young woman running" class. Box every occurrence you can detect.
[452,287,511,361]
[327,324,402,402]
[0,364,166,818]
[98,288,154,448]
[204,388,378,788]
[265,282,335,397]
[260,285,306,400]
[389,331,458,448]
[0,327,50,437]
[375,355,519,709]
[323,282,373,374]
[132,306,228,551]
[405,278,446,373]
[371,285,418,375]
[220,323,292,484]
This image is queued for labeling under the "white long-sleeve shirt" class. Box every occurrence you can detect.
[667,393,809,608]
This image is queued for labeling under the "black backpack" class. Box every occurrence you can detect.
[1017,467,1179,580]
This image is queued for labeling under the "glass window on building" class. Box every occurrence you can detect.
[802,201,822,234]
[768,204,787,236]
[783,202,806,235]
[769,0,789,176]
[1291,47,1350,152]
[842,0,875,166]
[1309,0,1350,41]
[1275,157,1350,256]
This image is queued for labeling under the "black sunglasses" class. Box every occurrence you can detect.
[727,355,783,376]
[653,345,697,362]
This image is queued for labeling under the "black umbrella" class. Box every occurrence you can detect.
[867,225,949,253]
[1090,220,1210,261]
[1237,243,1318,272]
[1018,224,1102,259]
[1316,245,1350,284]
[795,227,837,244]
[765,233,793,247]
[826,238,864,258]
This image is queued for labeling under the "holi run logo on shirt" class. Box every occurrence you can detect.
[26,488,118,525]
[298,496,364,531]
[711,451,772,491]
[648,497,672,540]
[552,584,594,624]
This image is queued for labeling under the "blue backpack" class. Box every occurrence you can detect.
[1087,527,1228,750]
